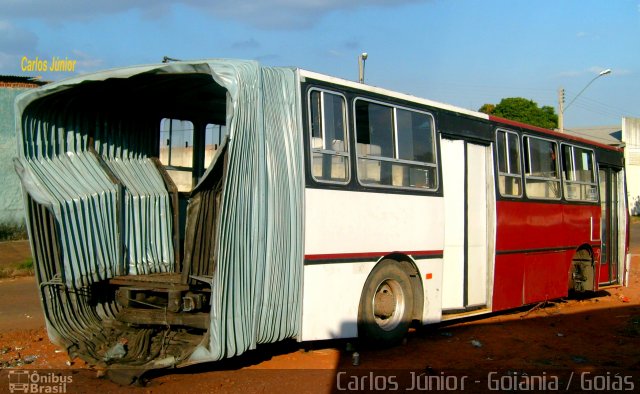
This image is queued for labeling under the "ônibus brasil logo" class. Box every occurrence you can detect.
[7,370,72,393]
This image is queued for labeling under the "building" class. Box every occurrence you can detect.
[566,117,640,216]
[622,118,640,216]
[0,76,47,228]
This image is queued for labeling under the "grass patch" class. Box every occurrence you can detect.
[0,223,28,241]
[18,258,33,271]
[0,258,34,278]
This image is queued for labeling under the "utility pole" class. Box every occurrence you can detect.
[558,87,565,133]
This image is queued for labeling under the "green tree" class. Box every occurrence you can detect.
[478,97,558,129]
[478,103,495,115]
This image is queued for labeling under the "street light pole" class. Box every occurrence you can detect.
[559,68,611,133]
[358,52,368,83]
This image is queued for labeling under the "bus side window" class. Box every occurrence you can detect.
[496,129,522,197]
[308,89,349,183]
[355,101,394,185]
[355,99,437,190]
[523,136,560,199]
[561,144,597,201]
[159,118,194,192]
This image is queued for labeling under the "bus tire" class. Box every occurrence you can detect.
[569,248,594,293]
[358,260,414,346]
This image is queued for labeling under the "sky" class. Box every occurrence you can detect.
[1,0,639,129]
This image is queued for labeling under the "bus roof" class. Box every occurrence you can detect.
[17,60,622,154]
[298,68,623,153]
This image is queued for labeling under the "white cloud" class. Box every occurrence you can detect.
[557,66,622,80]
[0,20,38,54]
[0,20,40,74]
[556,70,584,78]
[574,31,601,40]
[71,49,104,72]
[0,0,157,21]
[589,67,630,77]
[198,0,426,29]
[0,0,427,29]
[611,68,631,76]
[0,52,18,72]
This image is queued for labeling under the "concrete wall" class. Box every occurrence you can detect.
[623,117,640,216]
[0,87,29,227]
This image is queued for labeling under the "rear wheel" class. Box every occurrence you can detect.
[358,260,414,346]
[569,249,594,293]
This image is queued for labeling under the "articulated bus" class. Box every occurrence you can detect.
[14,59,629,379]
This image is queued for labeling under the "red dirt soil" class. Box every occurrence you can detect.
[1,244,639,393]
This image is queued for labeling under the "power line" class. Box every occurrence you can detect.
[572,101,620,118]
[575,95,640,118]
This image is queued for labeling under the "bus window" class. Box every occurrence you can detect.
[159,118,194,192]
[355,99,437,190]
[561,144,597,201]
[308,89,349,183]
[397,109,435,163]
[496,129,522,197]
[523,136,560,199]
[204,123,227,169]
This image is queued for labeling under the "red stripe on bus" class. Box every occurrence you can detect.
[304,250,444,261]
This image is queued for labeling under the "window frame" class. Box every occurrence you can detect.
[522,134,561,201]
[560,143,598,202]
[159,118,195,172]
[204,122,228,170]
[307,88,351,185]
[159,117,196,193]
[495,128,523,198]
[353,97,438,191]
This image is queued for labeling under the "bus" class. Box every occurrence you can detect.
[14,59,629,380]
[8,370,30,393]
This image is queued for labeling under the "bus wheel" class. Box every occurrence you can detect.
[569,249,594,293]
[358,260,414,346]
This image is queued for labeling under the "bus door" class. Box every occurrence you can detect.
[441,137,496,312]
[598,166,625,285]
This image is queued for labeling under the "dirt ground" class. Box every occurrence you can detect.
[0,227,639,393]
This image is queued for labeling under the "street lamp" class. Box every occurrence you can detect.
[559,68,611,132]
[358,52,368,83]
